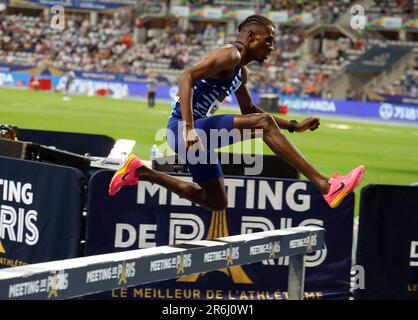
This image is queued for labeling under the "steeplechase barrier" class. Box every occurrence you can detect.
[0,226,324,300]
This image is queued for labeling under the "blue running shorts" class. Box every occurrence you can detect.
[166,114,237,183]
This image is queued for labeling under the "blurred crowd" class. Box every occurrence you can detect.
[369,0,418,14]
[119,24,193,74]
[375,56,418,98]
[268,0,353,23]
[1,0,417,100]
[0,12,132,72]
[249,30,366,98]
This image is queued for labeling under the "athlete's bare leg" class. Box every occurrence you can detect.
[233,113,330,194]
[136,166,227,211]
[134,111,329,209]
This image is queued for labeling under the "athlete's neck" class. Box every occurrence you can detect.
[233,40,250,66]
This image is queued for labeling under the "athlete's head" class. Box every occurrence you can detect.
[237,15,275,63]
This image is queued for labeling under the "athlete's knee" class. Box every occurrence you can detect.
[199,179,228,211]
[206,193,228,211]
[257,113,276,133]
[209,198,228,211]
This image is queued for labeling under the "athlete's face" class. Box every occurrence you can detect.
[248,25,275,63]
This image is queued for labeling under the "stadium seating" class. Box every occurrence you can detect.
[1,0,417,99]
[367,0,418,14]
[0,12,132,72]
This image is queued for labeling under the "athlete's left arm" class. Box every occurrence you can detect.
[235,66,294,130]
[234,66,320,132]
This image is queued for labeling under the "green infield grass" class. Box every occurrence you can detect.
[1,88,417,215]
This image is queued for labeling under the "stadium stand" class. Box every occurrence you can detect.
[0,0,417,99]
[367,0,418,14]
[0,11,132,72]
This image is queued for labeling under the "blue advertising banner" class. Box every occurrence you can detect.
[0,156,85,269]
[0,72,37,87]
[0,70,175,100]
[355,184,418,300]
[0,64,170,84]
[76,71,169,84]
[23,0,135,10]
[369,93,418,106]
[279,96,418,123]
[0,64,32,72]
[85,170,354,300]
[4,65,416,123]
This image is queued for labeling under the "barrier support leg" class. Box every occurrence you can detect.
[288,254,305,300]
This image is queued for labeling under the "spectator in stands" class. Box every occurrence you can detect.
[346,89,356,100]
[63,68,76,101]
[0,13,131,72]
[146,73,158,108]
[29,74,39,91]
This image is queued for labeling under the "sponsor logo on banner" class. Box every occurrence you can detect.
[379,103,418,121]
[8,270,69,299]
[202,7,222,19]
[379,103,394,120]
[280,97,337,113]
[85,261,136,285]
[149,253,192,273]
[269,10,288,23]
[0,179,40,258]
[249,241,281,258]
[62,78,129,97]
[0,73,14,85]
[170,5,190,17]
[203,246,240,265]
[118,261,135,284]
[289,234,317,253]
[382,16,402,29]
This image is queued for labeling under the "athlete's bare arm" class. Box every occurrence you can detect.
[235,66,320,133]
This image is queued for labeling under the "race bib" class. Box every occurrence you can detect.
[206,100,221,117]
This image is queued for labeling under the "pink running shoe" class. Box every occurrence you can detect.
[108,154,144,196]
[323,165,365,208]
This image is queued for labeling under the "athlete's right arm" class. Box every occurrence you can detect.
[178,46,241,149]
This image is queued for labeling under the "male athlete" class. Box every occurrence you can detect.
[109,15,365,210]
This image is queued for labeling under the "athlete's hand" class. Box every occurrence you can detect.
[296,116,320,132]
[183,127,205,151]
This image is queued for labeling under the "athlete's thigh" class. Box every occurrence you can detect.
[194,114,239,149]
[232,113,268,140]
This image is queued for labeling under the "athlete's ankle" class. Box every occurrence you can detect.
[135,165,152,180]
[318,179,330,194]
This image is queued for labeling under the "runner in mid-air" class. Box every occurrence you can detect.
[109,15,365,210]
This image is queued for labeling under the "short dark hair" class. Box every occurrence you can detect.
[237,15,274,32]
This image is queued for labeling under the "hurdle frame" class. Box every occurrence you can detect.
[0,226,324,300]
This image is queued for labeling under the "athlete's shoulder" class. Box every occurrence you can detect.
[215,44,241,65]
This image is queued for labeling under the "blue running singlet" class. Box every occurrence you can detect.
[169,65,242,120]
[166,45,244,182]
